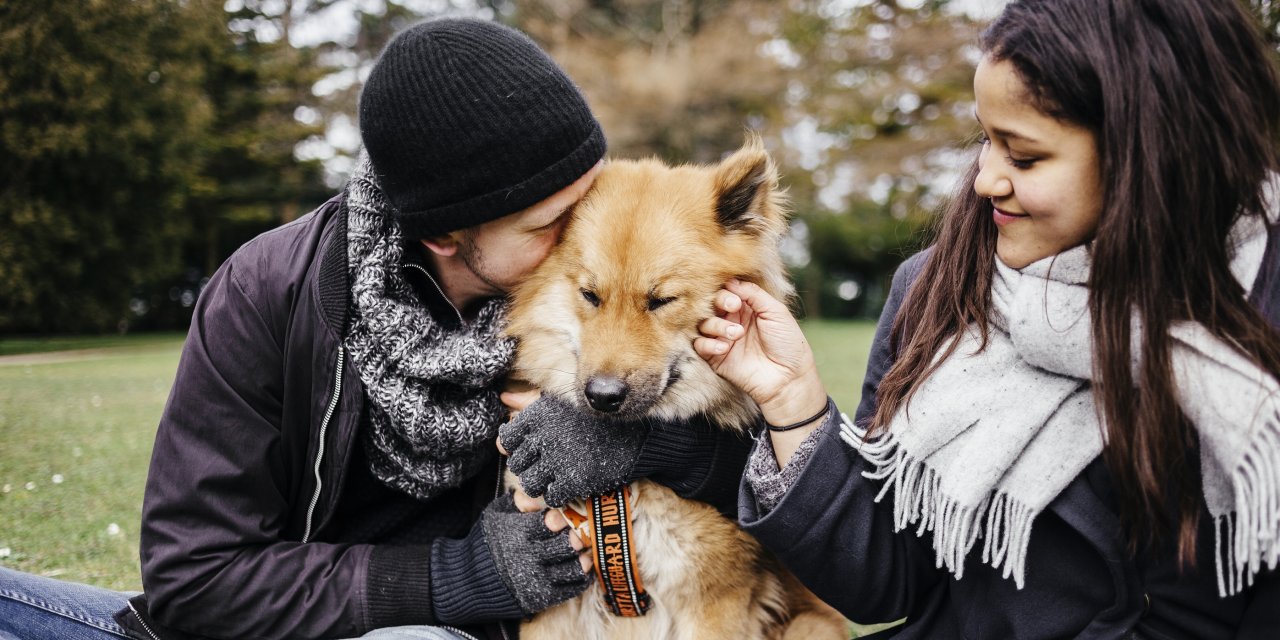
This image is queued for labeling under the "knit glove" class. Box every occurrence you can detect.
[485,494,590,615]
[501,395,728,508]
[501,396,648,507]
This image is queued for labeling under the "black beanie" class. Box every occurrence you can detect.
[358,18,606,238]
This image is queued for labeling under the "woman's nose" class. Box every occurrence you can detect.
[973,146,1012,199]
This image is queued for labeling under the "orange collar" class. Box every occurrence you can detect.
[561,485,652,617]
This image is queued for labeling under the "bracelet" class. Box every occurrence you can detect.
[764,397,833,432]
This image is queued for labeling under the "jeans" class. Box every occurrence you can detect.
[0,567,471,640]
[0,566,132,639]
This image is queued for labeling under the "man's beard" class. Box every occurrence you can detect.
[458,230,506,294]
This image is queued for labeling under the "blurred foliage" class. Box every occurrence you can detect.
[770,0,981,317]
[490,0,791,163]
[0,0,219,333]
[0,0,331,333]
[488,0,982,317]
[2,0,1278,332]
[1253,0,1280,46]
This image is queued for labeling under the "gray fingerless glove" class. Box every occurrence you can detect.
[480,492,590,615]
[500,396,648,507]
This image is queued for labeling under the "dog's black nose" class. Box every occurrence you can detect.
[585,376,629,413]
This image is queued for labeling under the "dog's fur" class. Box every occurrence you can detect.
[504,138,847,639]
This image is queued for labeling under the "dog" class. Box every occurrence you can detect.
[503,137,847,640]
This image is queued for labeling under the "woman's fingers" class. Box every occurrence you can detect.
[725,279,787,317]
[698,316,743,340]
[693,336,731,359]
[713,288,743,316]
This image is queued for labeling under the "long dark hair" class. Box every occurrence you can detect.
[873,0,1280,565]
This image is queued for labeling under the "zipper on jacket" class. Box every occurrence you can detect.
[303,345,345,543]
[126,600,163,640]
[402,262,464,325]
[440,625,482,640]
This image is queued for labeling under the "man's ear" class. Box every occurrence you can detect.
[420,234,460,258]
[713,135,778,233]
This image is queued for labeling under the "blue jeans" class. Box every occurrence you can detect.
[0,566,133,639]
[0,567,471,640]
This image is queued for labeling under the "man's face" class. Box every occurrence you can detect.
[454,164,602,296]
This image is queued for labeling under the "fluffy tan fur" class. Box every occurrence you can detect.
[505,138,846,639]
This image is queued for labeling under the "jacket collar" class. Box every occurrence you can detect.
[316,194,350,338]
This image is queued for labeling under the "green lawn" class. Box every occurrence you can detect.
[803,319,877,412]
[0,335,186,591]
[0,321,880,614]
[0,333,186,357]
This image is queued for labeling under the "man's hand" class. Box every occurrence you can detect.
[473,493,592,615]
[499,396,648,507]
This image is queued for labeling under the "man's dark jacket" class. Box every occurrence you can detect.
[114,196,749,640]
[740,230,1280,639]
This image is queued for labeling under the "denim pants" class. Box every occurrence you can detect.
[0,567,469,640]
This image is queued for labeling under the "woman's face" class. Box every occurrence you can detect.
[973,56,1104,269]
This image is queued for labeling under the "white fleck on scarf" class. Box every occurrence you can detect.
[344,153,515,500]
[842,205,1280,597]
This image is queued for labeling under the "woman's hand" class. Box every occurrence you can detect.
[693,279,827,430]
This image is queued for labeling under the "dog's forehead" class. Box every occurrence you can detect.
[567,164,722,263]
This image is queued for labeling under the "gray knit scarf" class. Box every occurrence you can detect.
[842,208,1280,597]
[344,154,515,501]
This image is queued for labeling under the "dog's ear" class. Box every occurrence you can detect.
[713,136,778,233]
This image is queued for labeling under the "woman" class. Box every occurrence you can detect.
[695,0,1280,637]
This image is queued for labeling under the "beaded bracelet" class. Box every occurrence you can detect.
[764,397,833,432]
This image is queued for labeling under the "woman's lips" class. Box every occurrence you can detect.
[993,206,1030,226]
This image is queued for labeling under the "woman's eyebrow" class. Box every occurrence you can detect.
[974,112,1040,144]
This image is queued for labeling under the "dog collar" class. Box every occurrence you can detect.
[561,485,652,617]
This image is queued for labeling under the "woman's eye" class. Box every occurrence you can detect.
[647,296,676,311]
[581,289,600,307]
[1007,155,1038,170]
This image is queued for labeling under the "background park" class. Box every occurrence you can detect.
[1,1,1278,633]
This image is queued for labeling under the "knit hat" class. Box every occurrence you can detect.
[358,18,607,238]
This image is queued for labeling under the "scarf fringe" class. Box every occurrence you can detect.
[840,414,1037,588]
[1217,412,1280,597]
[843,409,1280,594]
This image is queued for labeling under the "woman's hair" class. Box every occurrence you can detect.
[873,0,1280,565]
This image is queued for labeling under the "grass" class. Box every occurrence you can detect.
[0,334,186,591]
[0,322,882,621]
[803,319,877,412]
[0,333,185,357]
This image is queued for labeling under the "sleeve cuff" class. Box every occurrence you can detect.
[429,529,525,625]
[739,411,863,548]
[744,413,830,514]
[366,545,435,629]
[631,418,720,494]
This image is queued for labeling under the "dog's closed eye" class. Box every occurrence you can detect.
[647,296,676,311]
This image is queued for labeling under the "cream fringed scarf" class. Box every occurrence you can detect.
[841,211,1279,597]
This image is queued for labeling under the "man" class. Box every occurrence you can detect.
[0,18,749,640]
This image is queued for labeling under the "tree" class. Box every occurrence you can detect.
[182,0,333,277]
[775,0,983,317]
[486,0,791,164]
[1251,0,1280,48]
[0,0,335,333]
[0,0,222,333]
